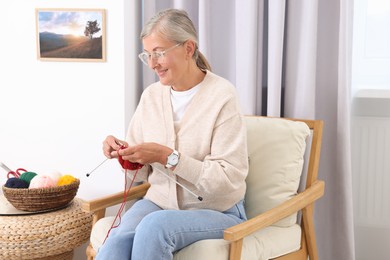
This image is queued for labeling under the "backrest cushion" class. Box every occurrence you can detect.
[244,117,310,227]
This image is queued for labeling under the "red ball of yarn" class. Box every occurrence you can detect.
[117,146,143,170]
[118,155,143,170]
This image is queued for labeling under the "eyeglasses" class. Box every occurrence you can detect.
[138,43,181,66]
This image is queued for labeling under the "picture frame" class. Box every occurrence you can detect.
[35,8,106,62]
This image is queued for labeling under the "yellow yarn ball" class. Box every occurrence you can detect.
[57,175,77,186]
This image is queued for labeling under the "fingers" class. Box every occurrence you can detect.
[107,142,169,166]
[102,135,128,158]
[118,145,143,164]
[118,143,168,165]
[118,145,136,158]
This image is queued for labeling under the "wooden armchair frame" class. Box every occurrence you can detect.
[82,117,324,260]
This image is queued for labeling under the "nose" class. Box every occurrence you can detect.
[148,58,159,69]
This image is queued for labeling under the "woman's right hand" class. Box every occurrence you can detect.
[102,135,128,159]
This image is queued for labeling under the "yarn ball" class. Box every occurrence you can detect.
[19,172,38,184]
[57,175,77,186]
[118,156,143,170]
[45,171,62,184]
[29,175,56,189]
[5,178,29,188]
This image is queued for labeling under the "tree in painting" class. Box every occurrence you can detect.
[84,20,101,39]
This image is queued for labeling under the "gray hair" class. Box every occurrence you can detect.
[140,9,211,71]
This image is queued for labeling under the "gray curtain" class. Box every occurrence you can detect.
[133,0,355,258]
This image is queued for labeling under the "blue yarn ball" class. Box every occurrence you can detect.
[5,178,29,188]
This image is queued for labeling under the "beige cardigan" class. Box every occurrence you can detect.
[125,71,248,211]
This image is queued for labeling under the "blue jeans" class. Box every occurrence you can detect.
[96,199,247,260]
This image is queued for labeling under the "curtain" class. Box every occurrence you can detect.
[136,0,355,258]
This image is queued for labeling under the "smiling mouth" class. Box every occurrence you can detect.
[156,69,168,77]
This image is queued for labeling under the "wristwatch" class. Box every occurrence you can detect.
[165,150,180,168]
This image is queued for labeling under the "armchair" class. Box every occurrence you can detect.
[82,116,324,260]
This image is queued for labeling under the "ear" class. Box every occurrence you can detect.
[184,40,196,58]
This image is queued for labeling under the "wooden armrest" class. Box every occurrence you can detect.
[224,180,325,242]
[81,182,150,213]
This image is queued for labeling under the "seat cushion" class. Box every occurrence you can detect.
[174,224,301,260]
[244,117,310,227]
[91,218,301,260]
[91,216,116,252]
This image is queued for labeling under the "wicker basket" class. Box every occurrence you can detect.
[2,179,80,212]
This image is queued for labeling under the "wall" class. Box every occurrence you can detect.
[0,1,140,259]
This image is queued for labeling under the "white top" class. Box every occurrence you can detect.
[170,84,201,122]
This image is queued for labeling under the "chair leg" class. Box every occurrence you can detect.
[302,205,318,260]
[228,239,243,260]
[86,243,96,260]
[86,209,105,260]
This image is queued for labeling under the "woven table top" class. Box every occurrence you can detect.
[0,198,93,260]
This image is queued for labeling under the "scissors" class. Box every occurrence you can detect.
[0,162,27,179]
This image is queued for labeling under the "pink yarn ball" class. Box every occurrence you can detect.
[29,175,56,189]
[45,171,62,184]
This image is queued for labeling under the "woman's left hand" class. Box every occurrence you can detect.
[118,142,173,166]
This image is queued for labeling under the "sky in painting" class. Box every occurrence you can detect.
[38,10,103,37]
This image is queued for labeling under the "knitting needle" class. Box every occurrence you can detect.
[87,140,124,177]
[116,139,202,201]
[86,157,202,200]
[114,141,202,200]
[85,143,203,201]
[86,158,109,177]
[0,162,13,173]
[162,173,203,201]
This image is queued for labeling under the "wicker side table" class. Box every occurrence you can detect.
[0,198,92,260]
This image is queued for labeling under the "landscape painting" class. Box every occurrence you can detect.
[36,8,106,62]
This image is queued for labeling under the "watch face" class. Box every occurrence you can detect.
[170,156,178,165]
[168,151,179,167]
[169,154,179,165]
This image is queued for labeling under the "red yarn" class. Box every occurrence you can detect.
[118,156,143,170]
[103,146,144,245]
[117,145,144,170]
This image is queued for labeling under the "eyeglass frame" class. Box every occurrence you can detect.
[138,43,182,66]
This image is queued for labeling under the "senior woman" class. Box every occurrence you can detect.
[97,8,248,260]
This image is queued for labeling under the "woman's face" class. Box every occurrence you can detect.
[142,33,190,88]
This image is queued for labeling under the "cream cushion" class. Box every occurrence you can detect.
[91,116,310,259]
[91,217,301,260]
[174,225,301,260]
[244,117,310,226]
[91,216,115,253]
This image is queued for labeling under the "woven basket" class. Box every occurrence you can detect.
[2,179,80,212]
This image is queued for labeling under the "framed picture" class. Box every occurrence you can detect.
[35,8,106,62]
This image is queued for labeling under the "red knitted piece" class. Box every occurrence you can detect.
[118,156,143,170]
[117,146,143,170]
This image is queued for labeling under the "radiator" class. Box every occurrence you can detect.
[352,89,390,260]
